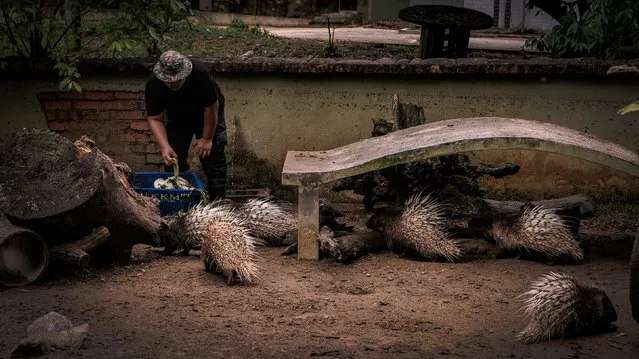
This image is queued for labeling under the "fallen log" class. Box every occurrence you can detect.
[284,226,499,263]
[0,221,49,287]
[469,194,594,236]
[0,129,166,263]
[479,194,595,218]
[50,226,110,270]
[282,230,386,263]
[319,229,387,263]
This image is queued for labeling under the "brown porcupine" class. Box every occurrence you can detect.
[517,271,617,343]
[236,197,297,246]
[489,204,584,263]
[162,201,260,285]
[367,192,461,261]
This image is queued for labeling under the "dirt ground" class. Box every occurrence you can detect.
[1,206,638,359]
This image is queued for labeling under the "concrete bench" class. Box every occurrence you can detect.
[281,117,639,260]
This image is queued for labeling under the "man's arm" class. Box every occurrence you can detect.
[202,100,218,140]
[147,113,177,165]
[196,100,218,158]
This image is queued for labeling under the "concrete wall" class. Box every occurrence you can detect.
[369,0,410,20]
[192,11,312,27]
[1,72,638,201]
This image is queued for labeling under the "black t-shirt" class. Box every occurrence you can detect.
[145,59,226,146]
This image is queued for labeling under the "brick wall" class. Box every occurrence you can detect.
[37,91,162,171]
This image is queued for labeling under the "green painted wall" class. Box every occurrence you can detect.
[1,72,638,200]
[369,0,410,20]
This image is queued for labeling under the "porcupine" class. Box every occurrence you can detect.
[517,271,617,343]
[234,197,297,246]
[489,203,584,263]
[163,197,297,253]
[162,201,260,285]
[366,192,461,261]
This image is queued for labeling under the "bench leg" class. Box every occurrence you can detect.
[297,185,319,260]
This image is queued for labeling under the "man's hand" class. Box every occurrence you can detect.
[161,146,178,166]
[195,138,213,158]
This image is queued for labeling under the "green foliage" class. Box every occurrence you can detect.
[227,18,270,36]
[0,0,108,91]
[54,56,82,92]
[322,18,340,58]
[525,0,639,59]
[110,0,193,56]
[228,18,250,31]
[0,0,193,91]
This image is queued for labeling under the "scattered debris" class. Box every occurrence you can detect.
[11,312,89,358]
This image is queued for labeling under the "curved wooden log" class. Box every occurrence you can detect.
[0,128,166,263]
[284,117,639,260]
[282,117,639,187]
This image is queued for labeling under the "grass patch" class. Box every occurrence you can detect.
[0,18,535,61]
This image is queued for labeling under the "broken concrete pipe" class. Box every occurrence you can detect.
[0,222,48,287]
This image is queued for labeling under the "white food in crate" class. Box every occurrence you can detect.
[153,176,195,190]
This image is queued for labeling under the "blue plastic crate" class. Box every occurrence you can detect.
[129,172,207,216]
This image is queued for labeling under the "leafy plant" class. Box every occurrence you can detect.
[227,18,270,36]
[322,17,339,58]
[110,0,193,56]
[228,18,250,31]
[525,0,639,59]
[54,56,82,92]
[0,0,193,91]
[607,65,639,115]
[0,0,111,90]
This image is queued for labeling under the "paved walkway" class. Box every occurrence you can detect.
[264,26,533,52]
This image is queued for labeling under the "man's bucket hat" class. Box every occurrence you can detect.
[153,50,192,82]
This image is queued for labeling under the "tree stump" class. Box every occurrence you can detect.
[0,128,166,263]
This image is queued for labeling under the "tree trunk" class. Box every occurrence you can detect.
[0,128,166,263]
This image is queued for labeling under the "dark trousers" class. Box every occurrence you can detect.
[163,126,227,201]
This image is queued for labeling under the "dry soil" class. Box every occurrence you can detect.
[1,208,638,359]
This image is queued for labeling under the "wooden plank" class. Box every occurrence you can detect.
[297,186,319,260]
[281,117,639,186]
